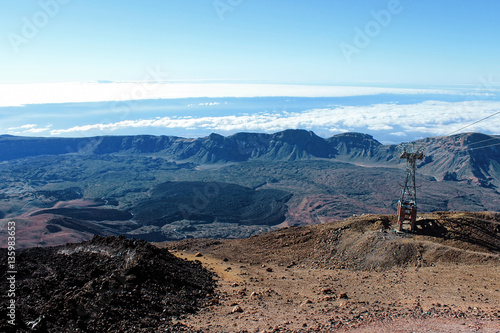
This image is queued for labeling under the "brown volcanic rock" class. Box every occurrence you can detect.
[167,212,500,271]
[160,212,500,332]
[0,235,215,332]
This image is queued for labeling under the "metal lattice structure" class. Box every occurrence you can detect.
[397,144,424,232]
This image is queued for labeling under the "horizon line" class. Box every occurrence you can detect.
[1,129,493,144]
[0,82,491,108]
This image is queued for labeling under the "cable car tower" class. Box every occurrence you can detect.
[397,144,424,232]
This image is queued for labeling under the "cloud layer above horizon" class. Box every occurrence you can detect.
[2,82,499,143]
[4,100,499,142]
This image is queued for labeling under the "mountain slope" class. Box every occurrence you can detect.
[1,130,499,187]
[0,130,499,247]
[415,133,500,187]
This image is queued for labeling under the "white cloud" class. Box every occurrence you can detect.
[0,82,468,107]
[7,124,52,134]
[8,124,37,130]
[48,100,500,137]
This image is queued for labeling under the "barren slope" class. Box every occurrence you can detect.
[161,212,500,332]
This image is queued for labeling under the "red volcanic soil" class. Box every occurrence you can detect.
[2,214,95,249]
[159,212,500,332]
[0,200,134,249]
[0,212,498,332]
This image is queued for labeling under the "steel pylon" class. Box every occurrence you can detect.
[397,144,424,232]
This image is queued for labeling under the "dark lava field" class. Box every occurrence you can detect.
[0,235,216,332]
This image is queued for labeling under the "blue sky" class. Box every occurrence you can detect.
[0,0,499,140]
[1,0,499,85]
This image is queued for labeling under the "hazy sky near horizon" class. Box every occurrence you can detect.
[1,0,499,85]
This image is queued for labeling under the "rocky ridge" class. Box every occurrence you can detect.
[1,130,499,187]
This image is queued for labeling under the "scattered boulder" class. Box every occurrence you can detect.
[232,305,244,313]
[321,287,334,295]
[300,299,313,307]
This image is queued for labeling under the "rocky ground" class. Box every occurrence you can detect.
[164,252,499,332]
[0,212,498,332]
[160,212,500,332]
[0,235,216,332]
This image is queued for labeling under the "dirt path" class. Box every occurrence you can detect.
[168,249,500,333]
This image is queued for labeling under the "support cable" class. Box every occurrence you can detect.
[468,141,500,151]
[414,109,500,151]
[444,109,500,137]
[466,137,499,147]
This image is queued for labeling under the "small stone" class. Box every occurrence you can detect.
[318,296,336,302]
[194,252,203,257]
[266,267,273,272]
[339,292,348,299]
[231,305,244,313]
[321,288,333,295]
[300,299,313,307]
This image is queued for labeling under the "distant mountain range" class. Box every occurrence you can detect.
[2,130,499,187]
[1,130,499,247]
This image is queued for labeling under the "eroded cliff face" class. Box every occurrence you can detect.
[2,131,498,185]
[328,132,500,187]
[412,133,500,187]
[1,130,499,247]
